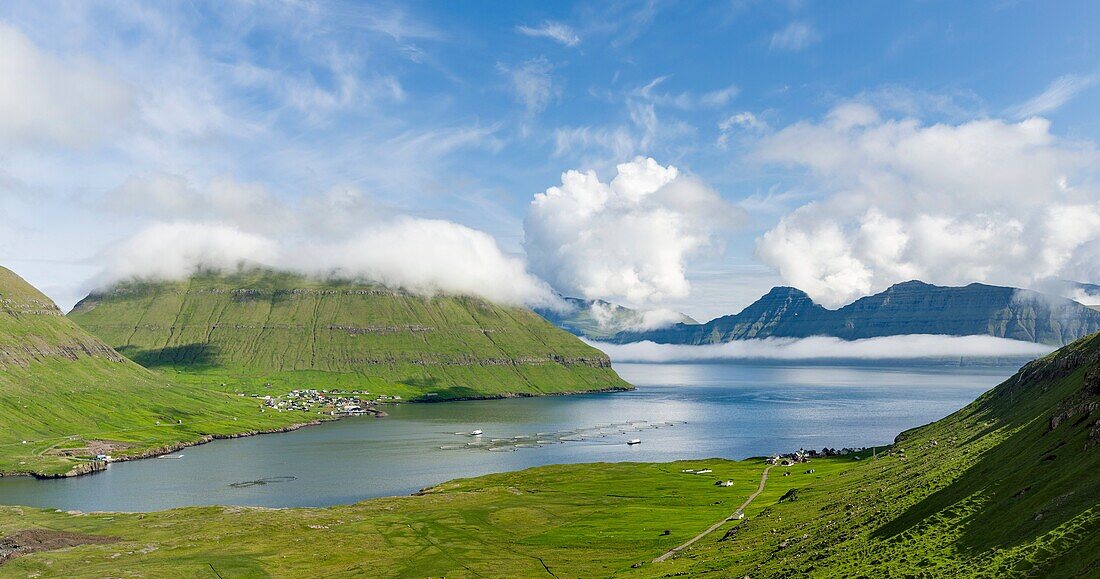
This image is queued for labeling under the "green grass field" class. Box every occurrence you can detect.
[68,270,630,400]
[3,333,1097,577]
[0,458,860,577]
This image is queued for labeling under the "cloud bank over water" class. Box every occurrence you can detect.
[589,335,1054,363]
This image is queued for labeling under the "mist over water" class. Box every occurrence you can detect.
[0,361,1019,512]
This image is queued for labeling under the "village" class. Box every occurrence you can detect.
[242,389,393,417]
[765,446,867,467]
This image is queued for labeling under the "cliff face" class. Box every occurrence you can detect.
[69,270,630,397]
[0,267,132,368]
[611,281,1100,345]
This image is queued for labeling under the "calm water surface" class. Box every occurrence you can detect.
[0,362,1019,511]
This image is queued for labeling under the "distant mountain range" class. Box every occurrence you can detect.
[591,281,1100,346]
[534,297,697,340]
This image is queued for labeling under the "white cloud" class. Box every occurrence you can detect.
[631,77,739,110]
[769,21,819,52]
[589,335,1053,362]
[95,218,558,307]
[0,23,134,148]
[524,157,741,304]
[297,218,558,306]
[754,106,1100,307]
[500,58,558,115]
[717,111,767,148]
[105,173,294,234]
[1008,73,1098,119]
[1067,288,1100,306]
[516,21,580,47]
[700,86,740,108]
[586,302,687,332]
[98,222,279,285]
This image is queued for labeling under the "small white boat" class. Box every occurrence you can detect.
[628,439,641,445]
[470,429,483,436]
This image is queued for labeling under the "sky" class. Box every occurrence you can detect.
[1,0,1099,321]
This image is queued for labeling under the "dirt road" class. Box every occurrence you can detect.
[653,464,774,563]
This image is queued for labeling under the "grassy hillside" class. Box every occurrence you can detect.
[0,267,310,477]
[69,270,629,400]
[2,333,1098,576]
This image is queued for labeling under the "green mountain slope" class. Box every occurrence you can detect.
[4,335,1097,575]
[68,270,629,399]
[0,266,310,477]
[614,280,1100,345]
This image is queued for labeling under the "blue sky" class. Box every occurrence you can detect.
[1,1,1099,320]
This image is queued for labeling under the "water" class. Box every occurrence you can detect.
[0,362,1019,511]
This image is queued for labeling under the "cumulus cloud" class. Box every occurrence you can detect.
[0,23,134,147]
[516,21,580,47]
[524,157,741,304]
[769,21,819,52]
[589,335,1053,363]
[96,218,558,307]
[754,105,1100,307]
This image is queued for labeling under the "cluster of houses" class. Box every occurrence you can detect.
[242,389,399,416]
[766,447,867,466]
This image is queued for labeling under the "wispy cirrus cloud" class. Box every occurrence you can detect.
[516,21,580,47]
[769,21,819,52]
[1007,73,1098,119]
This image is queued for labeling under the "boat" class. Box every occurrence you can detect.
[470,429,483,436]
[628,439,641,445]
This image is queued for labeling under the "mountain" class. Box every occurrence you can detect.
[68,270,630,400]
[0,266,311,477]
[535,296,697,340]
[3,331,1097,575]
[612,280,1100,345]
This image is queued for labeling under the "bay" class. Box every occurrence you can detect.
[0,361,1019,511]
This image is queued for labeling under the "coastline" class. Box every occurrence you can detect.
[21,419,333,480]
[409,382,635,403]
[10,382,632,480]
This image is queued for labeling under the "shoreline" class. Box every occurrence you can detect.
[10,383,632,480]
[409,383,634,403]
[23,419,333,480]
